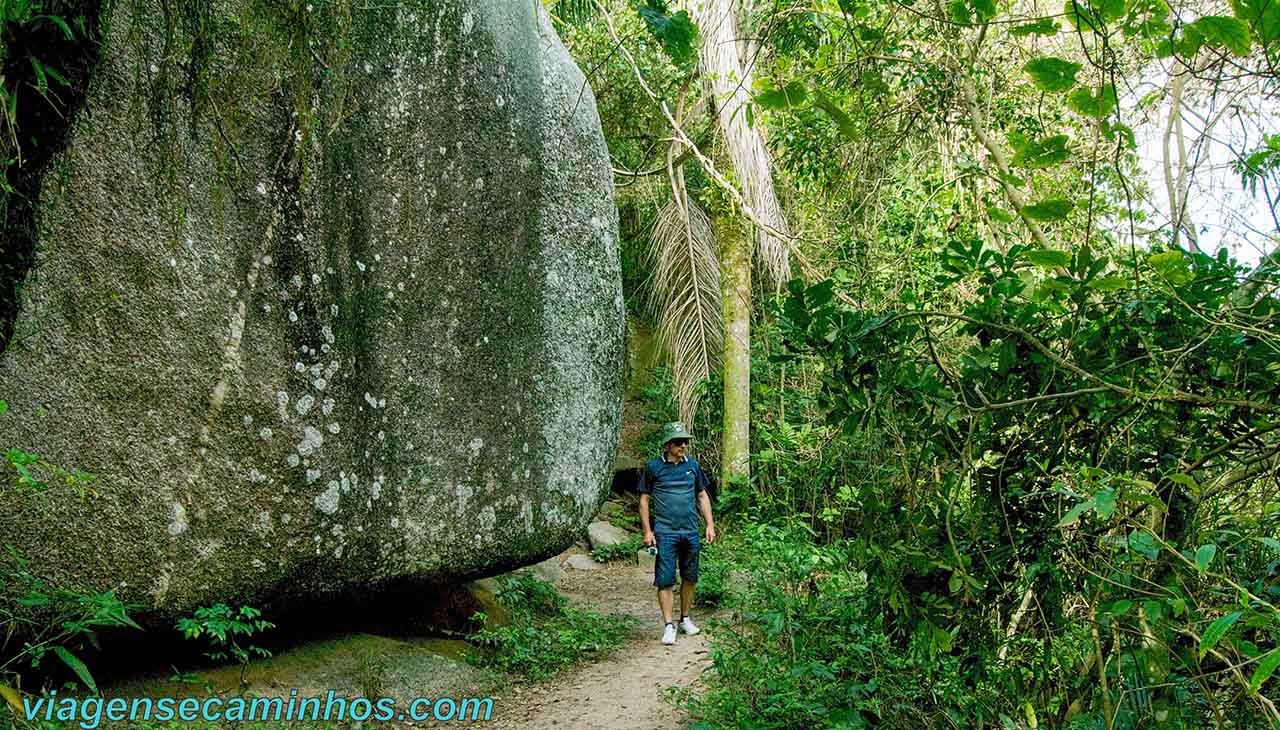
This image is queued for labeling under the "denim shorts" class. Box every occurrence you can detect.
[653,530,700,588]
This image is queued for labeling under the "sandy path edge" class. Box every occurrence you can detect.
[414,560,717,730]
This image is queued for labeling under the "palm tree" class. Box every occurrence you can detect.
[562,0,793,487]
[686,0,792,487]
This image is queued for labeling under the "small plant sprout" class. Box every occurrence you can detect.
[176,603,275,690]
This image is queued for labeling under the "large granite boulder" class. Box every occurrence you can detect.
[0,0,623,623]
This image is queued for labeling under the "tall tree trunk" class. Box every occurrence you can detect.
[688,0,790,487]
[690,0,791,284]
[1163,73,1200,251]
[720,216,751,487]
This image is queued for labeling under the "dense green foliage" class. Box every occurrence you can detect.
[771,243,1280,726]
[466,571,634,679]
[561,0,1280,725]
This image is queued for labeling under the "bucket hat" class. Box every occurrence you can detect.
[659,421,693,446]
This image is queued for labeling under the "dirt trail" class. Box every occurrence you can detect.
[418,559,716,730]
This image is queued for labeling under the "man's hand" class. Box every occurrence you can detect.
[643,530,656,547]
[705,524,717,544]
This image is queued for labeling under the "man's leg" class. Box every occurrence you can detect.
[676,533,702,634]
[654,533,680,643]
[658,586,675,623]
[679,579,695,618]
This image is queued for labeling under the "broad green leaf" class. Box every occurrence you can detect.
[1256,537,1280,553]
[1125,491,1168,511]
[1231,0,1280,48]
[1095,489,1117,518]
[986,205,1015,223]
[45,15,75,40]
[1124,0,1173,38]
[1174,25,1207,57]
[1190,16,1253,56]
[0,400,7,416]
[1024,198,1075,221]
[949,0,996,24]
[1168,472,1200,494]
[1129,530,1159,560]
[1065,0,1126,30]
[0,685,21,714]
[755,80,808,110]
[1011,18,1059,36]
[1149,251,1193,284]
[1026,249,1071,268]
[807,280,836,307]
[1106,599,1133,615]
[1024,57,1082,92]
[1067,85,1118,118]
[1195,543,1217,572]
[52,646,97,693]
[1088,275,1129,291]
[1012,134,1071,168]
[971,0,997,20]
[1058,498,1095,527]
[637,1,699,67]
[1199,611,1243,659]
[1249,650,1280,691]
[814,92,858,140]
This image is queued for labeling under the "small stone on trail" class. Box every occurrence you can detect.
[587,520,629,550]
[565,554,603,571]
[530,555,567,584]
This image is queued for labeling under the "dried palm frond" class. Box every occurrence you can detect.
[644,189,721,426]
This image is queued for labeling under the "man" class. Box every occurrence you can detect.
[637,421,717,645]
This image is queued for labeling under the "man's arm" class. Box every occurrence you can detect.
[693,462,716,543]
[697,490,716,543]
[640,493,655,546]
[637,464,655,546]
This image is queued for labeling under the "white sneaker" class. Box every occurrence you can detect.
[680,617,700,636]
[661,622,677,645]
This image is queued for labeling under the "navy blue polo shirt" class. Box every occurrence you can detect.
[637,455,710,534]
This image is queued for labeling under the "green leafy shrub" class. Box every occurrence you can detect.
[176,604,274,689]
[0,545,141,695]
[684,522,936,729]
[692,542,729,607]
[608,510,640,531]
[467,571,633,678]
[592,535,643,563]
